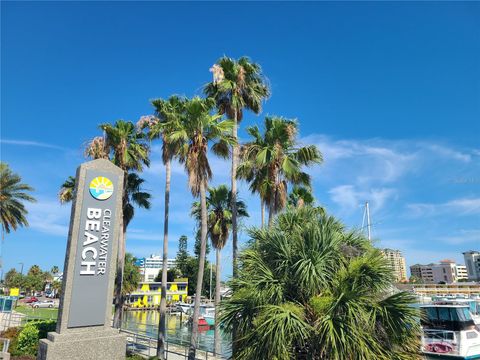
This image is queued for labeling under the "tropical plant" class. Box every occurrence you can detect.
[191,185,248,354]
[241,117,322,226]
[288,185,315,208]
[58,176,75,204]
[0,163,36,279]
[205,56,270,278]
[137,95,187,359]
[166,96,234,360]
[50,266,60,275]
[221,207,421,360]
[85,120,150,328]
[122,253,141,296]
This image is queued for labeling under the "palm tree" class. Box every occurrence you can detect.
[288,185,315,208]
[221,207,421,360]
[50,266,60,275]
[241,116,322,226]
[58,176,76,204]
[191,185,248,355]
[85,120,149,328]
[137,95,187,359]
[205,56,270,278]
[167,96,234,360]
[237,150,269,227]
[0,163,36,280]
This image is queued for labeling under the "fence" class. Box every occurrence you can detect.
[122,328,226,360]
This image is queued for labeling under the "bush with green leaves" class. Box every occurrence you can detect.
[16,323,39,356]
[221,207,421,360]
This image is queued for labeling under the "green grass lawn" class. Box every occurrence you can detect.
[15,304,58,320]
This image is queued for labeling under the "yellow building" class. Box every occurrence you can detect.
[127,278,188,308]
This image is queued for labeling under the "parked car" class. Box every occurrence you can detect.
[31,300,55,308]
[24,296,39,303]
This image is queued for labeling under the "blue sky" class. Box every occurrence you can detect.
[1,2,479,279]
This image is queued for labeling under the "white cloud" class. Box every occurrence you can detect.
[328,185,396,213]
[407,197,480,217]
[27,198,70,237]
[1,139,66,150]
[439,229,480,245]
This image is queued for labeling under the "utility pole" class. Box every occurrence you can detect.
[19,262,24,275]
[209,262,213,303]
[366,201,371,241]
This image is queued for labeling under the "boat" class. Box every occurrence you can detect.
[420,303,480,359]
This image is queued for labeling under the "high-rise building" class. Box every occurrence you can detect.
[463,251,480,281]
[382,249,407,282]
[135,254,177,282]
[409,260,468,284]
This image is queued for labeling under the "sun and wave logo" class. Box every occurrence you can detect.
[89,176,114,200]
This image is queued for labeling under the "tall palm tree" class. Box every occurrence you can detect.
[85,120,150,328]
[242,116,322,226]
[137,95,186,359]
[0,163,36,280]
[221,207,421,360]
[287,185,315,208]
[167,97,234,360]
[191,185,248,355]
[205,56,270,278]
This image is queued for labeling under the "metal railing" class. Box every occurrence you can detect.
[0,338,10,353]
[122,328,226,360]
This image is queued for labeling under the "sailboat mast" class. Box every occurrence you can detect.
[366,201,371,241]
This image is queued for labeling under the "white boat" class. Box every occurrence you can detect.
[421,303,480,359]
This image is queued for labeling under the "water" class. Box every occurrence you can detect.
[122,310,232,357]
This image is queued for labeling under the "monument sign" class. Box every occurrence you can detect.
[38,159,126,360]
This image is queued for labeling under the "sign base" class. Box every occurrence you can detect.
[37,328,126,360]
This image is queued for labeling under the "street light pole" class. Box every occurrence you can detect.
[19,262,24,275]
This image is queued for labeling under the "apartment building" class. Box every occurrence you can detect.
[382,249,408,282]
[135,255,177,282]
[410,260,468,284]
[463,251,480,281]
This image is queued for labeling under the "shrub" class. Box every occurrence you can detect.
[16,323,39,356]
[0,327,21,355]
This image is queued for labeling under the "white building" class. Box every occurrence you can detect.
[136,255,177,282]
[463,251,480,281]
[410,260,468,284]
[382,249,408,282]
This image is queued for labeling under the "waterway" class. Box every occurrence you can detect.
[122,310,232,357]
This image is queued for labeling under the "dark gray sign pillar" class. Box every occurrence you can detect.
[38,159,126,360]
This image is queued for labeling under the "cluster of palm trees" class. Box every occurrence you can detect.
[56,56,322,359]
[1,55,420,359]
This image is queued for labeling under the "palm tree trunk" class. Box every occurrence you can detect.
[268,206,274,227]
[231,109,239,278]
[261,198,265,228]
[214,248,221,355]
[113,173,128,328]
[188,179,208,360]
[156,158,171,359]
[113,220,125,328]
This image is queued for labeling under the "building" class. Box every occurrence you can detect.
[382,249,408,282]
[126,278,188,308]
[463,251,480,281]
[135,254,177,282]
[409,260,468,284]
[456,265,468,281]
[412,282,480,297]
